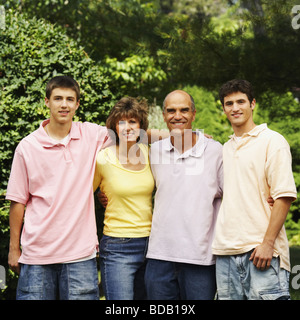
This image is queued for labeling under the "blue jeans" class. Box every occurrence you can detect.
[216,252,290,300]
[99,235,148,300]
[144,258,216,300]
[16,258,99,300]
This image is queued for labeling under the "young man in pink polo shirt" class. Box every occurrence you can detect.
[6,76,111,300]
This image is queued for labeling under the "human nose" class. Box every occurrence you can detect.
[232,102,240,112]
[174,110,182,119]
[61,99,68,107]
[119,120,130,130]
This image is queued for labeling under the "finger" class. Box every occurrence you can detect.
[249,249,256,261]
[10,264,20,274]
[254,258,261,269]
[265,258,271,270]
[259,260,267,270]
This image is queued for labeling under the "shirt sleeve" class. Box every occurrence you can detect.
[5,145,30,205]
[266,138,297,201]
[98,126,115,149]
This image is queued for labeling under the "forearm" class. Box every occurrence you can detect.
[263,197,293,246]
[250,197,293,269]
[9,201,25,249]
[8,201,25,273]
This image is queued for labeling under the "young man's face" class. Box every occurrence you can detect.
[163,91,196,136]
[45,88,79,125]
[223,91,255,131]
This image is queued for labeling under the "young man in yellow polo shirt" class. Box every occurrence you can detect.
[212,79,297,300]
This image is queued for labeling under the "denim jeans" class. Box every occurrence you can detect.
[16,258,99,300]
[144,258,216,300]
[99,235,148,300]
[216,251,290,300]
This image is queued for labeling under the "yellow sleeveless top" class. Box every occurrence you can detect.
[93,144,154,237]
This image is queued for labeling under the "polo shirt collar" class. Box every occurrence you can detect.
[229,123,267,140]
[163,131,207,158]
[34,119,81,147]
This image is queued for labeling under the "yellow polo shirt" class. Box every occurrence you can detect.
[93,144,154,238]
[212,124,297,271]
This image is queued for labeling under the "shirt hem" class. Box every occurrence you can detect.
[103,231,151,238]
[19,246,98,265]
[146,254,216,266]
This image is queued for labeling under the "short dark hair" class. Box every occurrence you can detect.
[219,79,255,106]
[106,97,149,144]
[46,76,80,101]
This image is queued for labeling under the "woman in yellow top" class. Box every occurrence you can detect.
[93,97,155,300]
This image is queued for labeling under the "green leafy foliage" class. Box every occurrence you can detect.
[103,54,167,98]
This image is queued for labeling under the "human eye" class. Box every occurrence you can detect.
[166,108,175,114]
[182,108,190,113]
[224,101,233,107]
[118,120,126,126]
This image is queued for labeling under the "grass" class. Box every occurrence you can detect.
[290,246,300,300]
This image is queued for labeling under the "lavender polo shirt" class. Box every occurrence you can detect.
[146,132,223,265]
[6,120,109,264]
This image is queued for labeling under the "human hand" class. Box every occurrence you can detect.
[249,242,274,270]
[267,196,274,207]
[97,190,108,208]
[8,248,21,274]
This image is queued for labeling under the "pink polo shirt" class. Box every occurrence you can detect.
[6,120,110,264]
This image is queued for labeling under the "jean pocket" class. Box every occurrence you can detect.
[259,289,290,300]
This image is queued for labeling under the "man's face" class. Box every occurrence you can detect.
[223,91,255,129]
[45,87,79,125]
[163,91,196,136]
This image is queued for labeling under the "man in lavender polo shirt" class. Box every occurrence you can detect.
[145,90,223,300]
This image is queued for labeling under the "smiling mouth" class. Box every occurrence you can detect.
[122,131,136,137]
[232,113,242,118]
[171,122,186,126]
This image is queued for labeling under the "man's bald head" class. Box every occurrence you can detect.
[163,90,195,112]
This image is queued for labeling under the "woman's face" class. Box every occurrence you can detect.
[116,116,141,144]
